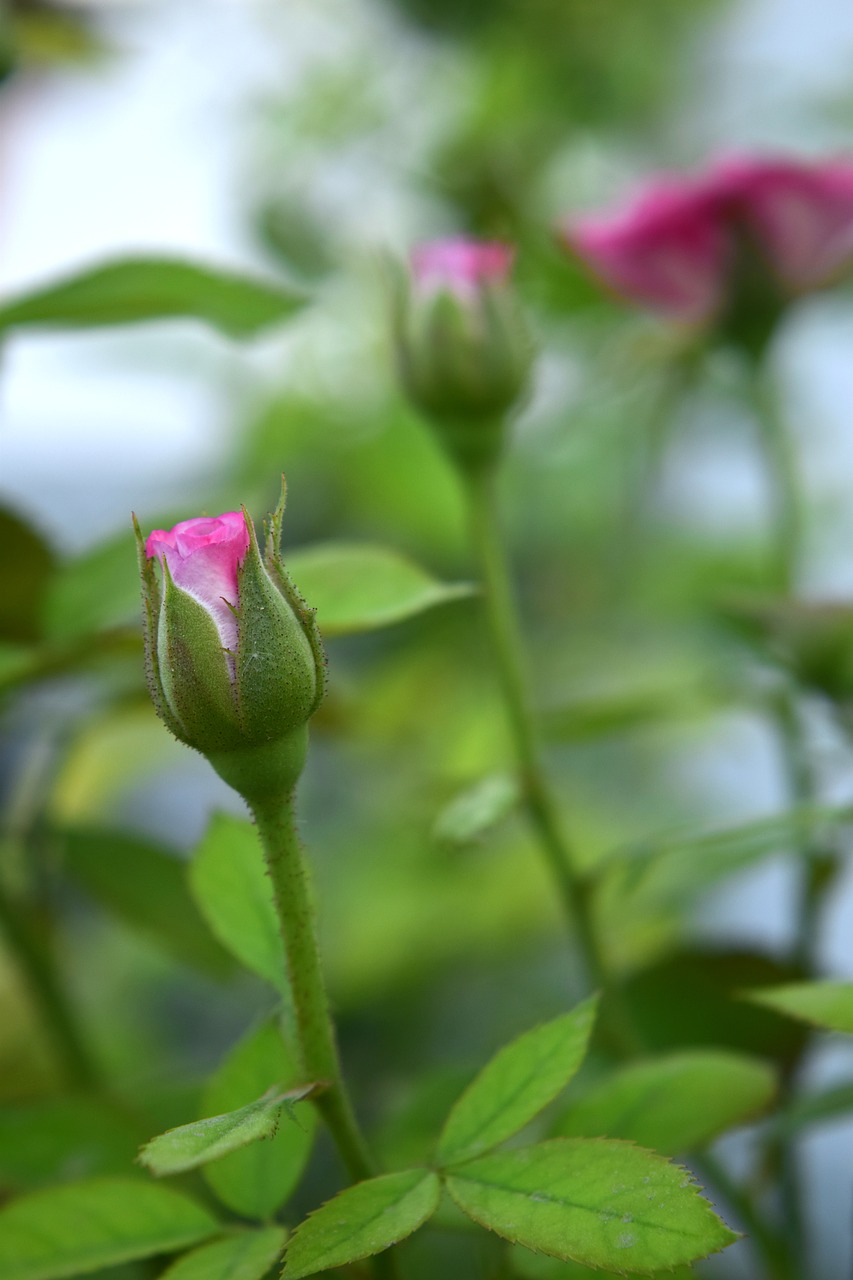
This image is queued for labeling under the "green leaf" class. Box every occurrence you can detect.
[286,542,473,636]
[554,1051,776,1155]
[189,814,287,995]
[283,1169,440,1279]
[43,528,139,643]
[0,257,304,338]
[744,981,853,1034]
[509,1243,695,1280]
[139,1085,316,1177]
[770,1081,853,1138]
[159,1228,287,1280]
[613,948,809,1067]
[446,1140,737,1272]
[0,1177,220,1280]
[0,507,55,643]
[59,826,235,978]
[201,1019,316,1220]
[0,1097,143,1190]
[432,773,521,847]
[437,996,598,1166]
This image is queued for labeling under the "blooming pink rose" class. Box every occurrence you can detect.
[410,238,514,294]
[145,512,249,654]
[561,174,728,322]
[562,155,853,323]
[711,155,853,291]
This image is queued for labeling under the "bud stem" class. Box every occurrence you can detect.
[250,791,375,1185]
[463,464,639,1053]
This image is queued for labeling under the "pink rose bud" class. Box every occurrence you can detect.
[410,238,515,294]
[136,488,325,801]
[394,236,532,471]
[560,174,728,324]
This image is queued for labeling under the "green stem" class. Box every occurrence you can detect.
[251,791,375,1184]
[463,465,637,1052]
[0,881,99,1090]
[694,1153,799,1280]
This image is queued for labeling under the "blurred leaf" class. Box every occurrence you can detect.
[613,949,809,1066]
[553,1050,776,1154]
[287,543,474,636]
[189,814,287,996]
[43,529,145,644]
[283,1170,440,1279]
[445,1140,736,1271]
[59,826,235,979]
[603,804,853,906]
[744,982,853,1034]
[201,1019,315,1221]
[0,258,305,338]
[139,1085,316,1178]
[723,596,853,700]
[0,508,55,643]
[0,1177,220,1280]
[159,1228,287,1280]
[437,997,599,1165]
[770,1081,853,1138]
[433,773,521,847]
[0,1097,143,1190]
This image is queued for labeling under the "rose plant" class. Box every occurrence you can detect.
[2,129,853,1280]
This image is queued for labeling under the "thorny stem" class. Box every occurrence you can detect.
[251,790,376,1185]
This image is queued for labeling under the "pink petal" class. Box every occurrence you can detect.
[145,511,249,652]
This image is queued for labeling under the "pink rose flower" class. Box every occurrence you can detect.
[711,155,853,291]
[561,155,853,324]
[561,174,728,322]
[410,237,514,295]
[145,511,249,654]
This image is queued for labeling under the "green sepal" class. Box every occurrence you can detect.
[133,513,184,742]
[263,481,326,717]
[208,725,309,804]
[158,562,242,750]
[234,508,319,741]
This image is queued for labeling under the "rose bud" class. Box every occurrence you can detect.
[393,237,532,471]
[135,485,325,802]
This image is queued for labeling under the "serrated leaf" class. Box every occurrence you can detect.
[139,1086,316,1177]
[0,257,304,338]
[0,1177,220,1280]
[283,1169,440,1279]
[437,997,598,1166]
[202,1019,316,1220]
[744,981,853,1033]
[446,1140,737,1272]
[59,826,234,978]
[433,773,521,847]
[189,814,287,995]
[554,1051,776,1154]
[159,1227,287,1280]
[286,542,473,636]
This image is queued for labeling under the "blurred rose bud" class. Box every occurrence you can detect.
[560,155,853,349]
[394,237,532,470]
[135,488,325,800]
